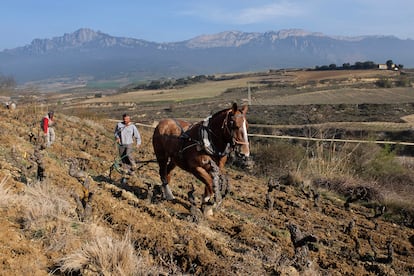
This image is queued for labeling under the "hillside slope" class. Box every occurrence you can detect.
[0,105,413,275]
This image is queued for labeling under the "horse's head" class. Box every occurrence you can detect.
[225,103,250,157]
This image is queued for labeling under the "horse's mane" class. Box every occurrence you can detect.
[198,108,230,124]
[212,108,231,118]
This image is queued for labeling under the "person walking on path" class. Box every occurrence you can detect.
[41,111,55,147]
[114,113,142,174]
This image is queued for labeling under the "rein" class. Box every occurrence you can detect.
[233,139,249,145]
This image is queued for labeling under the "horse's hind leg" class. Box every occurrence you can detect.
[163,161,176,200]
[158,158,176,200]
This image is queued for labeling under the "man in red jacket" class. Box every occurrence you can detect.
[41,111,55,147]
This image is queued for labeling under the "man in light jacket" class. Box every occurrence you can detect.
[114,113,141,174]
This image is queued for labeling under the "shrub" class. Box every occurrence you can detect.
[250,139,304,177]
[362,144,405,180]
[396,76,411,87]
[376,78,392,88]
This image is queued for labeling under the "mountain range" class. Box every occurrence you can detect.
[1,28,413,84]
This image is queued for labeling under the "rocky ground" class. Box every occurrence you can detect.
[0,103,413,275]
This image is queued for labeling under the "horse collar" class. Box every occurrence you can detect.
[200,118,215,155]
[203,115,212,127]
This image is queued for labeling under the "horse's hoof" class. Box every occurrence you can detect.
[202,204,214,217]
[165,195,175,201]
[203,195,210,203]
[162,184,175,200]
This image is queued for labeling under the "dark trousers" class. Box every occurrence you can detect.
[118,144,136,169]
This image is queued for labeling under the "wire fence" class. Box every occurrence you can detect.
[130,120,414,147]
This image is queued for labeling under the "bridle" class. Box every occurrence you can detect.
[222,110,250,147]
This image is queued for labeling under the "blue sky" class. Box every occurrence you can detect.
[1,0,413,50]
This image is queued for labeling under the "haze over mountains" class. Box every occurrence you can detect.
[1,28,413,83]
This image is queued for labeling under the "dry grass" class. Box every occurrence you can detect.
[57,228,148,275]
[251,129,362,179]
[304,140,360,179]
[0,176,17,208]
[23,181,75,221]
[2,178,157,275]
[13,181,80,252]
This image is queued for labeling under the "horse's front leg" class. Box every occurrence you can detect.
[216,156,230,200]
[193,159,221,204]
[218,155,227,170]
[209,159,222,206]
[193,166,214,203]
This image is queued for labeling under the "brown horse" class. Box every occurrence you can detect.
[152,103,250,205]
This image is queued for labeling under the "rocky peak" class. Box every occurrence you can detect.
[14,28,152,54]
[186,31,261,48]
[275,29,324,39]
[21,28,107,54]
[61,28,102,44]
[185,29,328,48]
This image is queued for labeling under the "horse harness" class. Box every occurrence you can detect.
[174,110,245,158]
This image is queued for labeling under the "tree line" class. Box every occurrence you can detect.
[125,74,218,91]
[314,60,404,71]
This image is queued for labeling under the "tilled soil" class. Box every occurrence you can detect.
[1,104,414,275]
